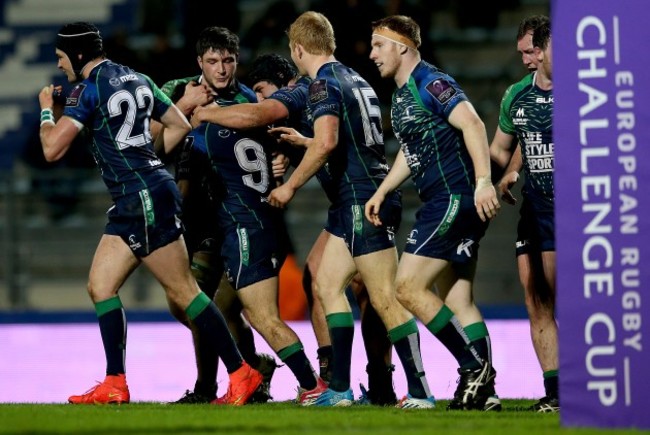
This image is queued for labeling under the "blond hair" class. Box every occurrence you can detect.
[288,11,336,55]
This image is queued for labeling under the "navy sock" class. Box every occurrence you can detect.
[426,306,482,370]
[544,370,559,398]
[186,292,243,374]
[190,326,218,390]
[327,312,354,392]
[389,319,430,399]
[278,342,317,390]
[95,296,126,376]
[317,345,333,383]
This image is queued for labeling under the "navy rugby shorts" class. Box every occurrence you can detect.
[105,179,183,257]
[325,193,401,257]
[221,225,287,290]
[403,193,487,263]
[515,196,555,255]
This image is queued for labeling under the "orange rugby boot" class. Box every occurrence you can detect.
[68,374,130,405]
[211,362,263,406]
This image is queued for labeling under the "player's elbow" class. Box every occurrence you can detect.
[467,116,486,133]
[43,148,63,163]
[490,145,511,169]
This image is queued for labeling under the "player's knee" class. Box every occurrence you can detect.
[168,301,189,325]
[245,307,274,329]
[86,279,117,302]
[444,295,473,314]
[191,263,219,299]
[221,304,244,325]
[394,280,412,306]
[349,274,366,297]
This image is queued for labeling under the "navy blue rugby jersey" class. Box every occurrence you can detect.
[308,62,389,203]
[63,60,174,198]
[204,123,277,228]
[167,78,257,159]
[269,76,337,202]
[391,61,475,201]
[169,79,257,188]
[269,75,314,138]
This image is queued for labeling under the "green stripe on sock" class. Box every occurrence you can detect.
[388,318,419,343]
[95,296,123,317]
[277,342,304,361]
[326,312,354,328]
[464,322,489,341]
[185,292,212,321]
[543,369,559,379]
[425,305,454,335]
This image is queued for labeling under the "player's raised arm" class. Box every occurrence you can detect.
[38,85,82,162]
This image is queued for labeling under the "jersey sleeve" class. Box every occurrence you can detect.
[144,75,173,122]
[308,78,342,120]
[498,85,516,135]
[418,72,467,119]
[269,82,307,116]
[160,78,184,99]
[62,82,97,126]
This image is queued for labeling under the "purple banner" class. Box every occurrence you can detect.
[554,0,650,429]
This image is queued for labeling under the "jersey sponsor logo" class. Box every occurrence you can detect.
[238,228,250,266]
[309,79,328,104]
[119,74,138,83]
[218,128,231,138]
[516,239,530,249]
[406,229,418,245]
[523,133,554,173]
[139,189,156,226]
[536,96,553,104]
[402,146,421,168]
[513,105,528,126]
[425,78,456,105]
[386,225,396,241]
[438,194,460,236]
[128,234,142,251]
[456,239,475,257]
[401,106,416,123]
[66,83,86,107]
[352,205,364,235]
[109,77,121,87]
[348,74,364,83]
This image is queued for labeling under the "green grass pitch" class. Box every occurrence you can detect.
[0,401,647,435]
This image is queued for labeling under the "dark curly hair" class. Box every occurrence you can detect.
[247,53,297,89]
[196,26,239,57]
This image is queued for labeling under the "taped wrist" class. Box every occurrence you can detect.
[475,175,493,191]
[40,108,55,127]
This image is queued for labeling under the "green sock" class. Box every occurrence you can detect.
[464,321,491,363]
